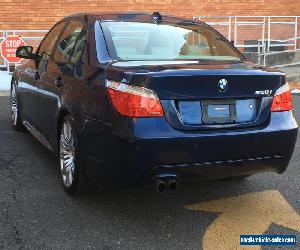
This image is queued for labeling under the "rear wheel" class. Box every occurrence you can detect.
[10,83,25,131]
[59,115,94,195]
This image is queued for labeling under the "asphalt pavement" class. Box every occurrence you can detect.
[0,95,299,250]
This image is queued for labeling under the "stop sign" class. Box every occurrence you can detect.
[0,36,26,63]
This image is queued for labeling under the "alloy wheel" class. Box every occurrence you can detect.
[59,121,76,188]
[11,84,18,126]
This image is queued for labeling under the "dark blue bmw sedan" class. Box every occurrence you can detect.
[12,12,298,195]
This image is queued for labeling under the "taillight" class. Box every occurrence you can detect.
[271,84,293,112]
[106,80,164,117]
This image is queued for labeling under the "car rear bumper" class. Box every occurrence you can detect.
[81,111,298,187]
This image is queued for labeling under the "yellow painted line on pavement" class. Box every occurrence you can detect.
[185,190,300,250]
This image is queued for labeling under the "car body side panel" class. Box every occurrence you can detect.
[37,61,107,152]
[37,60,61,144]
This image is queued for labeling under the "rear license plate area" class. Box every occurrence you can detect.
[202,99,236,124]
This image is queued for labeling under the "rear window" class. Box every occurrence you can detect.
[100,21,244,62]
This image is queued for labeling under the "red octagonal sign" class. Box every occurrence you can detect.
[1,36,26,63]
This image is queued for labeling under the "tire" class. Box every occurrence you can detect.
[58,115,94,195]
[10,82,25,131]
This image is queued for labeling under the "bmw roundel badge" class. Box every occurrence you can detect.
[218,79,228,92]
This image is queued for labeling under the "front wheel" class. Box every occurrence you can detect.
[58,115,94,195]
[10,83,25,131]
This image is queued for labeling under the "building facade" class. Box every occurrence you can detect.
[1,0,300,30]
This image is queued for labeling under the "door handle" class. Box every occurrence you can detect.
[34,72,40,80]
[55,77,64,87]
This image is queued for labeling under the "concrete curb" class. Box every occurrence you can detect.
[0,91,9,96]
[287,75,300,82]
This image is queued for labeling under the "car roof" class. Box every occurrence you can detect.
[64,12,202,25]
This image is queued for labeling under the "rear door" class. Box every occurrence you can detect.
[18,22,65,126]
[37,19,88,144]
[33,21,66,129]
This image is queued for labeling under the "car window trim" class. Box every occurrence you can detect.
[95,21,113,64]
[53,18,88,66]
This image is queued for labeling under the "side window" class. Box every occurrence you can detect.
[37,22,66,61]
[70,28,87,64]
[54,20,87,64]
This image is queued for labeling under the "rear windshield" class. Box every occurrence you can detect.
[100,21,244,62]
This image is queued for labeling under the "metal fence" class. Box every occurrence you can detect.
[1,16,300,71]
[194,16,300,67]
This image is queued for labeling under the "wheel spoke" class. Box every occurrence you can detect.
[59,120,76,188]
[10,85,18,125]
[60,136,71,151]
[67,167,73,185]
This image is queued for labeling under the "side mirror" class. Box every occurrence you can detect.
[16,46,35,59]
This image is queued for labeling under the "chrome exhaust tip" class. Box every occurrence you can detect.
[168,179,179,192]
[156,179,167,193]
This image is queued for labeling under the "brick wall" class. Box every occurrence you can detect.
[0,0,300,30]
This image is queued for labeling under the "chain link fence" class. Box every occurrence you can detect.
[194,16,300,67]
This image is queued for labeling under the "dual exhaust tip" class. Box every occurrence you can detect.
[155,176,179,193]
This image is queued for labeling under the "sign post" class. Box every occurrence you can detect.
[0,35,26,72]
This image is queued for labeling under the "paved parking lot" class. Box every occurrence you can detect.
[0,95,299,250]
